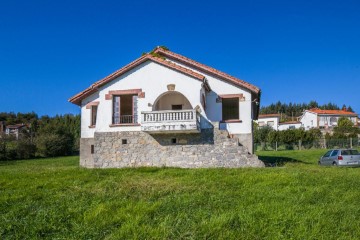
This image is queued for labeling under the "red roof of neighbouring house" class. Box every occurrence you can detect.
[6,124,27,129]
[258,114,281,118]
[279,121,301,125]
[69,54,206,106]
[308,108,358,116]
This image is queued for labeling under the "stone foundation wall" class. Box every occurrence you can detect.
[235,133,254,154]
[80,138,95,168]
[80,125,264,168]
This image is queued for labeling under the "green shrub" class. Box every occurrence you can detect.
[36,133,74,157]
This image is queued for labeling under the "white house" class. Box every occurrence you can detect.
[278,121,302,131]
[5,124,27,140]
[256,114,281,130]
[300,108,358,130]
[256,114,302,131]
[69,47,264,168]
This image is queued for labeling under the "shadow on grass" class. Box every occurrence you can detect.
[258,155,311,167]
[0,160,18,166]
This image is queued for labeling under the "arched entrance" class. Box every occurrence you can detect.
[153,91,193,111]
[141,91,200,133]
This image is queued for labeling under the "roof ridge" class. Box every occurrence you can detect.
[154,47,260,94]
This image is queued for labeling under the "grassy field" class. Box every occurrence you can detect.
[1,150,360,239]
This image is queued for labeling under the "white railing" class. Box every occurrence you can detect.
[141,110,199,123]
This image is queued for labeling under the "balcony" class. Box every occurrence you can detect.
[141,110,201,133]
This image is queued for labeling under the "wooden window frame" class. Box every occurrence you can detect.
[219,94,243,123]
[221,98,240,122]
[86,102,99,128]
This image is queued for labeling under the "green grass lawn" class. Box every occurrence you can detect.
[1,150,360,239]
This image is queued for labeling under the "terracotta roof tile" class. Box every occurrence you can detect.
[6,124,27,129]
[308,108,358,116]
[258,114,281,118]
[279,121,301,125]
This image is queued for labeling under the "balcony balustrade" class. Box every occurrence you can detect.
[141,109,200,133]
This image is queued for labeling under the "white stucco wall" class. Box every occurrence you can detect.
[80,92,99,138]
[255,117,280,130]
[80,57,255,138]
[300,111,318,130]
[278,123,302,131]
[166,59,253,134]
[300,111,358,130]
[318,115,358,127]
[81,61,205,138]
[154,92,192,110]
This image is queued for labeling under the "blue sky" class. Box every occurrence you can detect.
[0,0,359,116]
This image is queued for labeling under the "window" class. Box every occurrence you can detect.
[172,104,182,110]
[171,138,177,144]
[122,139,127,145]
[323,151,332,157]
[222,98,239,121]
[289,125,295,129]
[330,117,337,126]
[330,150,339,157]
[91,106,98,126]
[342,150,359,155]
[258,121,265,127]
[267,121,274,127]
[91,145,94,154]
[113,95,138,124]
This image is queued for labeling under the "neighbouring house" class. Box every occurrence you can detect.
[300,108,358,130]
[278,121,302,131]
[256,114,302,131]
[256,114,281,130]
[69,47,264,168]
[5,124,27,140]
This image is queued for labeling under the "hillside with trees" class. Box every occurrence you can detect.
[0,112,80,160]
[260,101,354,121]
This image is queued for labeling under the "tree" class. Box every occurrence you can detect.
[267,130,280,150]
[0,135,6,160]
[16,139,36,159]
[0,112,80,160]
[334,117,358,137]
[279,129,298,149]
[309,100,319,109]
[259,100,343,118]
[36,133,74,157]
[254,125,273,150]
[294,128,307,150]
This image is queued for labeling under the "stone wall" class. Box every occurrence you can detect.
[81,124,264,168]
[235,133,254,154]
[80,138,95,168]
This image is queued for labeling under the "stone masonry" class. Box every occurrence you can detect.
[81,123,265,168]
